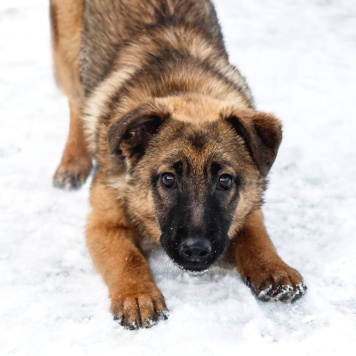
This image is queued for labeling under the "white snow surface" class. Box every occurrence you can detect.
[1,0,356,354]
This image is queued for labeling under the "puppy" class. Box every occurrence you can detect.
[50,0,306,329]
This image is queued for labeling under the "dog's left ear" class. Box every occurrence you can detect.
[225,109,282,176]
[108,102,170,162]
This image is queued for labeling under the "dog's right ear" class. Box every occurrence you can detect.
[107,103,170,162]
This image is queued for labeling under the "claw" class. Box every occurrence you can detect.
[159,309,170,320]
[257,284,273,301]
[125,321,138,330]
[291,283,307,303]
[245,277,252,288]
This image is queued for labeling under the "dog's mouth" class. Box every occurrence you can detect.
[175,261,211,274]
[179,266,210,276]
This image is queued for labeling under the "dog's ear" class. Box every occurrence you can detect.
[225,109,282,176]
[108,103,170,162]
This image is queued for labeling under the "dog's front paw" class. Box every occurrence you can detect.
[245,263,307,303]
[111,287,169,330]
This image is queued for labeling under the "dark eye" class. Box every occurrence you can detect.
[161,173,176,188]
[218,174,232,190]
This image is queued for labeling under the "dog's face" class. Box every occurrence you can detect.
[150,124,245,272]
[108,95,282,272]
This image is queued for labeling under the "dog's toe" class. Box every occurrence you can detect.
[257,283,307,303]
[112,292,168,330]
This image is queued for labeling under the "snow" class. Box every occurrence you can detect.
[1,0,356,354]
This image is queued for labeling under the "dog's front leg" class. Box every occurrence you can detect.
[86,188,168,329]
[231,209,306,302]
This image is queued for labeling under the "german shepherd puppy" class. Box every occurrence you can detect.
[50,0,306,329]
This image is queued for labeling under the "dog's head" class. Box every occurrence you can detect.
[108,94,282,272]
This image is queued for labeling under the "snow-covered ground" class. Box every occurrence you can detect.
[1,0,356,354]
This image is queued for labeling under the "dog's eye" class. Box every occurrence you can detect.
[161,173,176,188]
[218,174,232,190]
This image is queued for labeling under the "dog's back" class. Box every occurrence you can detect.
[81,0,226,96]
[50,0,252,187]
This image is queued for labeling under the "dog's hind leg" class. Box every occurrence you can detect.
[50,0,92,189]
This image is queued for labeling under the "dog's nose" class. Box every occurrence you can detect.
[179,237,212,262]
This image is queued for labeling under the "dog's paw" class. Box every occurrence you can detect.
[53,158,91,190]
[245,264,307,303]
[111,290,168,330]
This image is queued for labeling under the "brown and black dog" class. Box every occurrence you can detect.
[50,0,306,329]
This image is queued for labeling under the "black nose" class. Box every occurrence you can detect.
[179,237,212,262]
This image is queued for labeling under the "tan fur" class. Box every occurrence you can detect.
[86,183,167,328]
[50,0,92,188]
[230,210,304,299]
[51,0,305,329]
